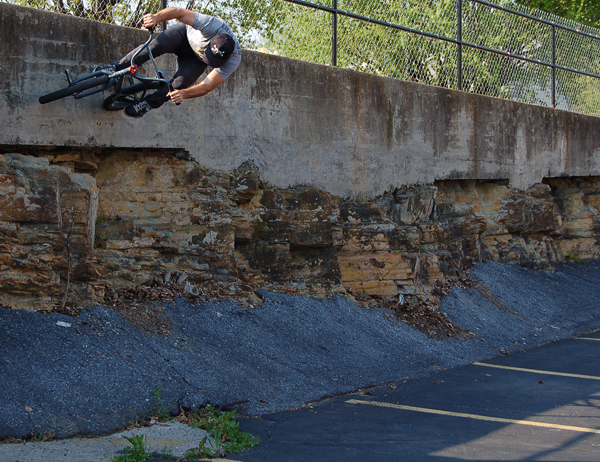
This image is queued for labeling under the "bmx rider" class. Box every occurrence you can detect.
[102,7,242,118]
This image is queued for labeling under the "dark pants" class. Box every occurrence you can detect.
[117,23,207,108]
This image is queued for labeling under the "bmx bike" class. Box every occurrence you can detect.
[39,26,175,110]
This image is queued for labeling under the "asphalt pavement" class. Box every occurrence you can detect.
[237,328,600,461]
[1,260,600,461]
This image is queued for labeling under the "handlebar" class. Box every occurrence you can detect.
[54,13,181,105]
[129,19,181,106]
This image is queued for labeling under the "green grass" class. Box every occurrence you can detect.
[149,386,175,421]
[183,405,259,459]
[565,252,586,264]
[31,432,54,442]
[112,389,259,460]
[111,435,152,462]
[183,435,214,460]
[160,446,176,460]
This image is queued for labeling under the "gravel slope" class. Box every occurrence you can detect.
[1,260,600,440]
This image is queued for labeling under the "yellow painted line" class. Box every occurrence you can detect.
[473,362,600,381]
[346,399,600,435]
[577,337,600,341]
[196,459,243,462]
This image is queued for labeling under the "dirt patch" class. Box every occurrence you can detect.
[103,286,173,336]
[352,292,475,339]
[51,269,480,339]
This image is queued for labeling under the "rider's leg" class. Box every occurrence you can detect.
[115,23,189,71]
[124,26,207,117]
[143,55,207,108]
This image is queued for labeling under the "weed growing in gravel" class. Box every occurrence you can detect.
[111,434,152,462]
[184,435,214,459]
[109,435,177,462]
[111,392,258,460]
[31,432,54,442]
[150,386,176,421]
[160,446,176,460]
[181,405,259,458]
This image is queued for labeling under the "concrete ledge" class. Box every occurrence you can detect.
[2,3,600,197]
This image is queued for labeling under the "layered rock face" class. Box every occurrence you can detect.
[1,150,598,310]
[0,154,99,309]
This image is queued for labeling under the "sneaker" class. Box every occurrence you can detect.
[93,64,116,74]
[125,100,152,118]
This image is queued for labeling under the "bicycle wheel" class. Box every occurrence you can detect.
[102,94,137,111]
[39,75,110,104]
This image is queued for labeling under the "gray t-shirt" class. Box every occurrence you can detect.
[186,13,242,80]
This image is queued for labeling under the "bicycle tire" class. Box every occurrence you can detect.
[102,94,137,111]
[39,75,110,104]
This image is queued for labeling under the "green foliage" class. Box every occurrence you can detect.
[160,446,176,460]
[107,399,258,461]
[9,0,161,27]
[111,435,153,462]
[184,435,214,460]
[194,0,290,49]
[31,432,54,442]
[183,404,259,458]
[94,212,108,249]
[149,386,175,421]
[517,0,600,28]
[565,251,584,263]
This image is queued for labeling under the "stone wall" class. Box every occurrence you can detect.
[0,154,99,309]
[1,150,599,311]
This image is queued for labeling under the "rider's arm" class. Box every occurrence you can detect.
[168,69,225,104]
[143,8,196,29]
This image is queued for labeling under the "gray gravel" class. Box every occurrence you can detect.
[1,260,600,445]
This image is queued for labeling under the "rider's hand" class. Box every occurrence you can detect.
[167,89,184,105]
[142,13,157,30]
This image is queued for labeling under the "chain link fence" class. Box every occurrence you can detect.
[7,0,162,27]
[7,0,600,115]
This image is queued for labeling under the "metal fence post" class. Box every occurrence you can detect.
[551,24,556,108]
[332,0,338,66]
[162,0,168,31]
[457,0,463,91]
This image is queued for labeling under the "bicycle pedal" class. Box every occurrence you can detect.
[65,69,75,85]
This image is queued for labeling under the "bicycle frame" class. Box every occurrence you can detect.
[65,29,172,100]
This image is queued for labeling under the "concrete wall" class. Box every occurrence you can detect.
[2,3,600,198]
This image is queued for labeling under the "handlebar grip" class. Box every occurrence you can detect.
[169,84,181,106]
[143,11,154,32]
